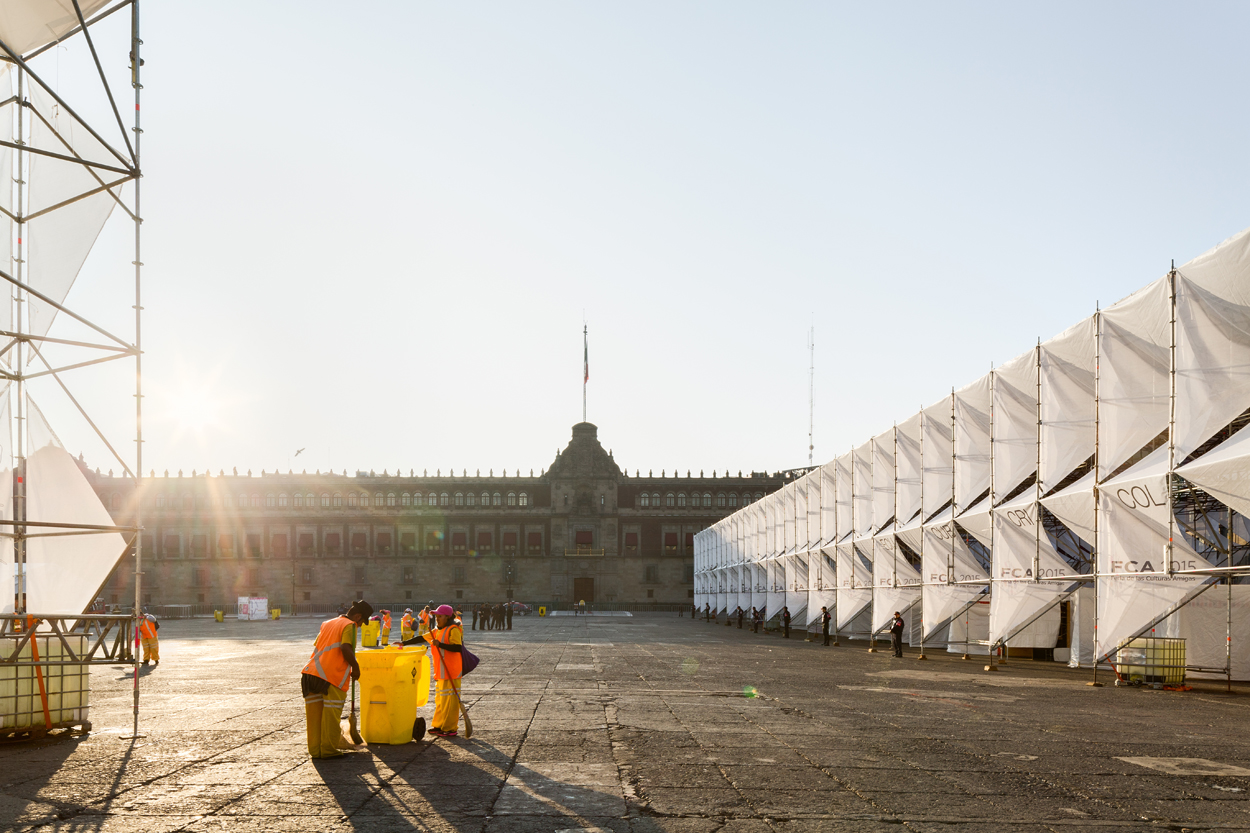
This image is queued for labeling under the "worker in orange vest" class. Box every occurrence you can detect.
[139,612,160,666]
[420,604,463,737]
[302,599,372,758]
[400,609,416,642]
[380,609,392,646]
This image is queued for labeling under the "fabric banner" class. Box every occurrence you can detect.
[853,441,873,537]
[1039,316,1097,493]
[1096,463,1215,660]
[806,469,821,550]
[794,476,808,553]
[835,453,853,542]
[1097,278,1171,481]
[954,374,993,512]
[1177,423,1250,517]
[872,534,921,634]
[896,412,923,526]
[820,461,837,544]
[1174,275,1250,463]
[872,428,896,530]
[25,400,127,615]
[921,397,953,520]
[1039,472,1096,544]
[993,347,1039,502]
[836,543,872,629]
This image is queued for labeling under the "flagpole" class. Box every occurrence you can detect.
[583,324,588,423]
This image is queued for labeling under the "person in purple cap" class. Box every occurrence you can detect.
[420,604,464,737]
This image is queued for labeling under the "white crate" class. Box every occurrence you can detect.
[0,635,90,731]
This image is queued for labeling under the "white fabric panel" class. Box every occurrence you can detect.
[782,484,795,555]
[836,542,872,629]
[922,584,985,639]
[1174,275,1250,462]
[872,428,896,530]
[947,601,991,654]
[808,587,836,628]
[954,374,992,511]
[992,496,1073,581]
[25,445,127,616]
[992,347,1039,501]
[1177,423,1250,517]
[805,470,820,550]
[872,535,920,633]
[819,461,836,543]
[835,454,852,542]
[0,68,12,335]
[1096,481,1214,660]
[895,412,923,524]
[874,583,921,635]
[895,512,923,554]
[0,387,10,611]
[1178,586,1250,681]
[793,477,808,554]
[1067,586,1096,668]
[956,497,992,548]
[765,557,785,619]
[989,583,1068,648]
[1039,316,1096,492]
[1098,278,1171,481]
[0,0,114,57]
[852,441,873,536]
[785,554,808,625]
[1039,472,1096,544]
[1177,225,1250,308]
[921,398,953,520]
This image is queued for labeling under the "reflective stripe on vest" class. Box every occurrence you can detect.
[302,617,352,690]
[139,617,157,639]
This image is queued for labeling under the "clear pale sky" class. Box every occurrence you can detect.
[28,2,1250,479]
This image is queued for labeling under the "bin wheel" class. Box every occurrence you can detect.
[79,721,92,733]
[414,717,427,740]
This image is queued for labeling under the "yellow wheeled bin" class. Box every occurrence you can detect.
[360,621,380,648]
[358,645,431,744]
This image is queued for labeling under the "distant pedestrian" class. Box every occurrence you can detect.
[736,606,744,629]
[753,607,762,634]
[890,611,905,657]
[471,606,479,631]
[506,603,514,630]
[821,606,832,646]
[704,603,711,622]
[782,606,791,639]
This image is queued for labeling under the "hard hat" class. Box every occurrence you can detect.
[404,608,413,613]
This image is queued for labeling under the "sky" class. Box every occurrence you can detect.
[17,1,1250,480]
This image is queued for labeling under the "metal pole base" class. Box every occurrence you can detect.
[867,647,878,653]
[1085,681,1104,687]
[120,734,147,740]
[983,664,999,671]
[961,654,971,660]
[916,654,927,661]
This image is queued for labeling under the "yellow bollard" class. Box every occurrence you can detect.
[214,610,224,623]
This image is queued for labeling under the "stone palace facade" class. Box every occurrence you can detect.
[91,423,786,610]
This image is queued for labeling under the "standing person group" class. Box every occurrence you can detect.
[473,602,513,631]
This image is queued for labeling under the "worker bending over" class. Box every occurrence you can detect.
[400,608,415,642]
[421,604,464,738]
[302,600,372,759]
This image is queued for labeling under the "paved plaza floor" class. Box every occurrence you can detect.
[4,612,1250,831]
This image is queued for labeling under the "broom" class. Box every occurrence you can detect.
[347,677,364,745]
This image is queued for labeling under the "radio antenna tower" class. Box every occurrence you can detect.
[807,326,815,466]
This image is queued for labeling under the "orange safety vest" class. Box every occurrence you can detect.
[424,621,463,680]
[139,616,157,640]
[401,614,414,632]
[382,612,391,630]
[302,616,353,690]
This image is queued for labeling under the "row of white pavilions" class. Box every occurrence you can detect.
[695,225,1250,678]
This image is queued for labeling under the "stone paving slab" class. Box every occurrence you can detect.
[5,614,1250,830]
